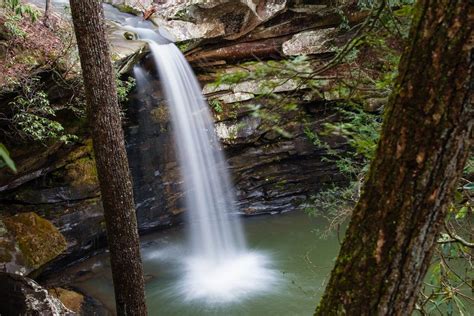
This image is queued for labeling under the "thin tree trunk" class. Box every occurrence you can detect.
[315,0,473,314]
[44,0,52,27]
[68,1,147,315]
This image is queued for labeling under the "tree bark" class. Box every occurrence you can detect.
[44,0,52,27]
[68,1,147,315]
[315,0,473,315]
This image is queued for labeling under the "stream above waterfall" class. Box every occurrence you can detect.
[65,211,340,315]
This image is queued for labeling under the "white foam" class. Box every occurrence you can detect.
[176,251,280,304]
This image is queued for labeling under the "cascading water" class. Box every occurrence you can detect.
[131,29,278,303]
[148,42,247,259]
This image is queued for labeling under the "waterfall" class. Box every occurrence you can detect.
[148,41,247,260]
[132,29,278,304]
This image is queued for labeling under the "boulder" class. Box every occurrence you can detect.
[48,287,84,314]
[108,0,288,41]
[0,213,67,275]
[0,272,72,316]
[108,22,149,74]
[282,28,336,56]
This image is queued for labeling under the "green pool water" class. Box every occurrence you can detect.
[70,211,341,315]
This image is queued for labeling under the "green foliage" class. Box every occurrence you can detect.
[335,6,350,31]
[301,0,411,225]
[175,39,199,53]
[0,143,16,172]
[304,183,358,237]
[9,77,77,143]
[209,99,223,113]
[328,33,401,103]
[210,57,315,139]
[246,103,294,138]
[463,155,474,175]
[212,56,312,89]
[417,182,474,315]
[171,7,195,23]
[116,76,136,103]
[2,0,39,22]
[323,107,381,161]
[302,105,381,238]
[357,0,415,10]
[14,111,68,142]
[1,0,40,41]
[416,174,473,315]
[301,105,380,239]
[4,14,26,38]
[303,126,319,146]
[212,71,250,87]
[176,41,190,52]
[304,104,381,179]
[173,8,188,20]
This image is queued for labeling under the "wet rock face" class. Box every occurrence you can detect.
[124,69,347,218]
[0,272,72,316]
[229,136,346,214]
[124,87,184,230]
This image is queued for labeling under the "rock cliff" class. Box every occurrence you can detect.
[0,0,366,275]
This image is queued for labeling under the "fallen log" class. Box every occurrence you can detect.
[186,35,291,63]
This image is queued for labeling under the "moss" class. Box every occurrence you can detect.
[275,180,287,189]
[175,39,200,53]
[48,288,84,313]
[65,157,98,187]
[0,241,13,262]
[65,139,94,162]
[150,106,169,125]
[64,139,98,187]
[3,212,67,269]
[176,41,191,52]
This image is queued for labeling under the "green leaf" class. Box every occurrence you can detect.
[446,300,453,315]
[0,143,17,172]
[462,182,474,190]
[455,206,468,219]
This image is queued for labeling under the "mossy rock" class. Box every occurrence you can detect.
[65,139,94,162]
[175,39,201,53]
[151,106,170,125]
[48,288,84,313]
[64,139,99,187]
[65,157,99,187]
[2,212,67,270]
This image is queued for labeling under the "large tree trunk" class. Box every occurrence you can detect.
[68,1,147,315]
[315,0,473,315]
